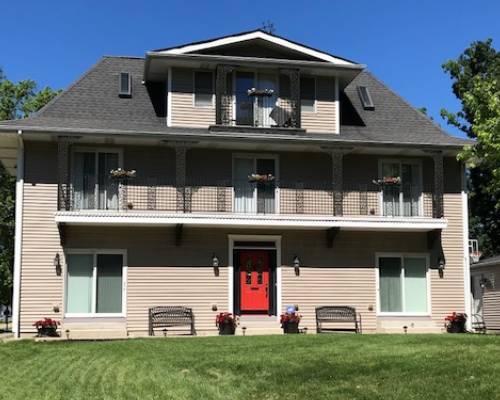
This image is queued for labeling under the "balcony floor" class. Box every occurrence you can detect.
[55,210,447,232]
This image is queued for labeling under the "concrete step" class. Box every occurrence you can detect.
[237,316,283,335]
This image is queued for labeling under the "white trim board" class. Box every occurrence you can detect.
[159,31,354,66]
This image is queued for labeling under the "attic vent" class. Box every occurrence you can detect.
[119,72,132,97]
[357,86,374,110]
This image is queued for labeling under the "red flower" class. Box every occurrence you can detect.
[33,317,60,329]
[280,312,301,325]
[215,312,237,328]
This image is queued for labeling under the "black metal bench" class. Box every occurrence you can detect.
[315,306,362,334]
[148,306,196,336]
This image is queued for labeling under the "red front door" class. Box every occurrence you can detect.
[240,250,270,313]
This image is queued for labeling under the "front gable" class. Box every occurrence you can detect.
[155,30,356,65]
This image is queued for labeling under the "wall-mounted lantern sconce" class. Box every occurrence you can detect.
[53,253,62,276]
[438,256,445,278]
[212,253,220,276]
[293,255,300,276]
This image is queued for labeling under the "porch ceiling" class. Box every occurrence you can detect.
[55,212,447,232]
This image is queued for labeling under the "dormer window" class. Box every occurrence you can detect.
[358,86,374,110]
[119,72,132,97]
[194,71,214,107]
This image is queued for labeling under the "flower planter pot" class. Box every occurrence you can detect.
[218,323,236,335]
[282,321,299,334]
[447,320,465,333]
[37,327,59,337]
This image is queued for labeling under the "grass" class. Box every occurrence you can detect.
[1,334,500,400]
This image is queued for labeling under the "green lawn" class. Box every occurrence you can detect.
[1,334,500,400]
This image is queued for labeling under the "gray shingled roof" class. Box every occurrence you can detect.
[471,255,500,269]
[0,56,469,148]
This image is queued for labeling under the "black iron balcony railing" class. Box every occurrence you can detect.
[58,178,438,218]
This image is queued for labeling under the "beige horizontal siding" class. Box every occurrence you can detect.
[430,192,466,328]
[301,77,337,134]
[171,68,215,127]
[484,286,500,331]
[127,266,228,334]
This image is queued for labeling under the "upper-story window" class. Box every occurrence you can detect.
[194,71,214,107]
[300,76,316,112]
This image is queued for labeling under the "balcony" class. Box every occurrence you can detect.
[213,67,302,131]
[56,178,445,231]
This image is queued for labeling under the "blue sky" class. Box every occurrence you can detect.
[1,0,499,138]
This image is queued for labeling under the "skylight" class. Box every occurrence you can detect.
[357,86,374,110]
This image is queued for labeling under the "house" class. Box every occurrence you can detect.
[0,30,471,338]
[471,255,500,332]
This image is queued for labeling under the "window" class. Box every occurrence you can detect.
[300,77,315,112]
[72,149,121,210]
[357,86,374,109]
[378,255,428,314]
[119,72,131,97]
[194,71,214,107]
[66,252,125,316]
[380,160,422,217]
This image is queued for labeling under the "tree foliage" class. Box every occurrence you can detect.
[441,39,500,257]
[0,68,60,305]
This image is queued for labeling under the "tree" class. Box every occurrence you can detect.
[441,39,500,257]
[0,68,60,305]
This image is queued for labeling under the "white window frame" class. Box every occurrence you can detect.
[231,153,280,214]
[192,70,215,108]
[71,147,124,211]
[378,158,424,217]
[118,72,131,97]
[300,76,317,113]
[375,252,431,317]
[64,249,127,318]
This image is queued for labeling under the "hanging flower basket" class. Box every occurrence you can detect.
[372,176,401,186]
[247,88,274,97]
[248,174,275,183]
[110,168,136,179]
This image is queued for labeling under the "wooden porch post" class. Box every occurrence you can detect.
[174,144,188,212]
[57,136,73,211]
[330,150,344,216]
[431,151,444,218]
[215,65,234,126]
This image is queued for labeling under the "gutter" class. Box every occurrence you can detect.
[12,130,24,338]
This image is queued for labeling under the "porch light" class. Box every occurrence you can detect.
[53,253,62,276]
[212,253,220,276]
[293,255,300,276]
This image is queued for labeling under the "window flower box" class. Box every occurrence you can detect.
[33,318,60,337]
[216,312,237,335]
[372,176,401,186]
[110,168,136,179]
[247,88,274,97]
[248,174,275,184]
[445,312,467,333]
[280,312,301,334]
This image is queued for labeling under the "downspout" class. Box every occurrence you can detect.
[461,163,472,331]
[12,130,24,338]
